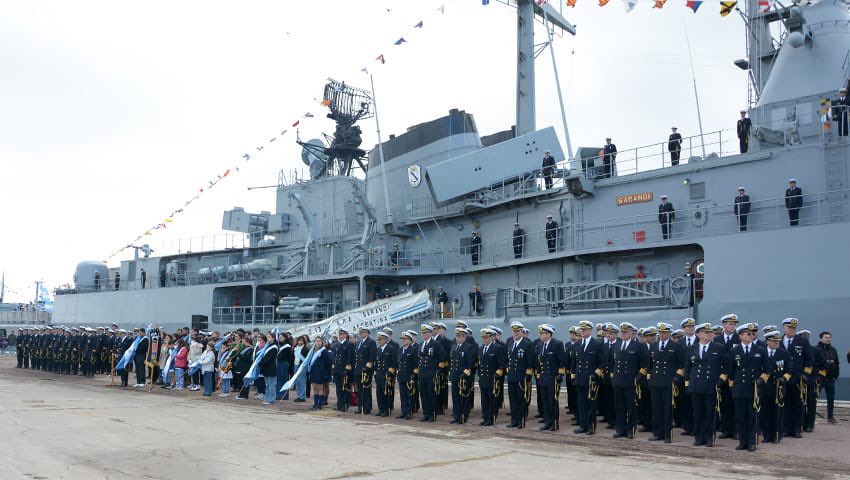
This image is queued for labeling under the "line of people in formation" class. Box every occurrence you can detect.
[12,315,842,452]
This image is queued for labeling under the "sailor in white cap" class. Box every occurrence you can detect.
[737,109,752,152]
[648,322,685,443]
[779,316,811,437]
[728,322,768,452]
[417,323,446,422]
[477,327,506,426]
[396,330,419,419]
[542,149,556,189]
[611,321,648,439]
[353,326,378,414]
[512,222,525,258]
[537,324,565,431]
[545,214,559,253]
[374,331,396,417]
[785,178,803,226]
[470,230,482,266]
[669,126,683,165]
[333,327,356,412]
[734,186,751,231]
[761,330,791,443]
[833,87,849,136]
[658,194,675,240]
[687,322,728,447]
[430,322,452,415]
[572,320,602,435]
[506,320,534,428]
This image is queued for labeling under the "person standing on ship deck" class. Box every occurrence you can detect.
[658,196,675,240]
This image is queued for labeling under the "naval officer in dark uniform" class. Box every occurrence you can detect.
[737,110,752,153]
[478,328,507,426]
[571,320,604,434]
[658,195,675,240]
[332,328,355,412]
[418,324,445,422]
[610,322,649,439]
[353,326,377,414]
[761,330,792,443]
[602,138,617,178]
[728,323,770,452]
[506,321,535,429]
[374,331,397,417]
[512,223,525,258]
[648,322,685,443]
[715,314,740,438]
[832,87,849,136]
[778,317,813,438]
[431,321,452,415]
[685,323,728,447]
[448,328,476,424]
[396,330,419,419]
[785,179,803,226]
[668,127,683,165]
[536,324,566,431]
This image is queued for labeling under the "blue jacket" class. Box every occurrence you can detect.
[728,343,770,399]
[610,339,650,388]
[571,337,604,387]
[309,347,334,384]
[685,341,728,395]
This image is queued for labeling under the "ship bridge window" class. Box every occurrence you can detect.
[689,182,705,200]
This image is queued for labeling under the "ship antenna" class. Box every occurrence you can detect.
[682,22,707,160]
[542,9,575,170]
[369,74,394,231]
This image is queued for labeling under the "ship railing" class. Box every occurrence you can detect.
[212,304,338,326]
[498,276,691,316]
[0,310,51,324]
[580,130,734,180]
[370,187,849,272]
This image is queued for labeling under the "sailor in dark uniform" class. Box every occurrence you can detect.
[417,324,446,422]
[332,328,355,412]
[572,320,604,434]
[431,322,452,416]
[353,327,377,415]
[457,321,479,409]
[470,231,482,266]
[658,195,675,240]
[118,329,133,386]
[545,215,559,253]
[832,87,849,136]
[728,323,770,451]
[542,150,556,189]
[778,317,813,438]
[668,127,683,166]
[648,322,685,443]
[685,323,728,447]
[734,187,751,231]
[512,223,525,258]
[599,323,619,430]
[678,317,699,435]
[506,321,535,429]
[565,326,579,421]
[396,330,419,419]
[487,325,506,409]
[133,329,149,386]
[785,179,803,226]
[381,326,399,412]
[761,330,791,444]
[799,329,822,432]
[449,328,476,424]
[478,328,507,426]
[611,322,649,439]
[374,331,398,417]
[737,110,752,153]
[602,138,617,178]
[15,329,24,368]
[537,324,566,431]
[714,313,740,438]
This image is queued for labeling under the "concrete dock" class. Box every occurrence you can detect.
[0,358,848,480]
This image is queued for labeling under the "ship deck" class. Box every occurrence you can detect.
[1,359,848,479]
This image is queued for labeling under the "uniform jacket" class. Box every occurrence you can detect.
[332,340,355,376]
[728,343,770,399]
[648,339,685,388]
[737,117,752,138]
[449,341,476,382]
[512,228,525,247]
[418,337,446,378]
[506,337,535,382]
[611,338,650,388]
[734,194,751,215]
[603,143,617,160]
[658,202,675,223]
[434,334,453,370]
[714,332,740,351]
[537,338,566,386]
[778,334,813,381]
[785,186,803,209]
[685,341,728,395]
[545,221,559,240]
[570,337,603,387]
[816,342,840,380]
[478,341,507,388]
[397,343,419,382]
[309,347,334,384]
[375,343,398,377]
[668,132,683,151]
[353,336,378,376]
[763,347,792,399]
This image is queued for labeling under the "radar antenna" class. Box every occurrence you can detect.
[324,78,374,175]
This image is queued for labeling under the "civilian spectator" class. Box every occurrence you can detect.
[309,336,334,410]
[817,332,839,423]
[200,341,216,397]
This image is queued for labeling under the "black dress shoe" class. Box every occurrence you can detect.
[356,409,362,414]
[538,419,546,423]
[396,415,407,419]
[612,432,625,438]
[693,440,705,446]
[419,416,431,422]
[574,428,588,434]
[648,436,662,441]
[626,432,634,439]
[540,425,552,431]
[718,432,733,439]
[450,419,460,424]
[664,438,671,443]
[639,427,652,433]
[506,423,517,428]
[586,431,595,435]
[681,430,693,436]
[748,445,756,452]
[704,441,713,447]
[428,418,436,422]
[804,427,813,433]
[735,445,746,451]
[534,414,543,419]
[793,433,802,438]
[483,420,493,426]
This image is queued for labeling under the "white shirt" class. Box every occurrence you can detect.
[621,339,630,351]
[685,336,696,348]
[699,343,709,359]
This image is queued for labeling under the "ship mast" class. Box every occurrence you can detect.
[514,0,576,136]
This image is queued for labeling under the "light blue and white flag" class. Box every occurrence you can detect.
[244,343,274,385]
[116,336,141,371]
[187,360,202,377]
[161,348,176,384]
[280,347,315,392]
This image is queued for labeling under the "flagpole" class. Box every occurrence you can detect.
[370,74,394,230]
[683,24,707,159]
[543,11,575,169]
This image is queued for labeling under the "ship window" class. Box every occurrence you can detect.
[689,182,705,200]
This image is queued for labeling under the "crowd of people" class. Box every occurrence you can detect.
[10,315,845,452]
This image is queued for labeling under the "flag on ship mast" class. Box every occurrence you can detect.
[720,1,737,16]
[687,0,703,12]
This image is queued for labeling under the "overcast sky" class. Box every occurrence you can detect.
[0,0,748,302]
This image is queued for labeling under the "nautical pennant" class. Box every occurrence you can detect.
[376,54,385,64]
[567,0,576,7]
[687,0,702,12]
[437,5,445,14]
[758,0,770,11]
[623,0,637,11]
[654,0,666,8]
[599,0,609,6]
[414,21,423,28]
[394,37,407,45]
[292,119,300,127]
[482,0,489,5]
[720,1,737,16]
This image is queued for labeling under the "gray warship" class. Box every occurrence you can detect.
[48,1,850,395]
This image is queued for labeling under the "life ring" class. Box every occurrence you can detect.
[690,207,708,227]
